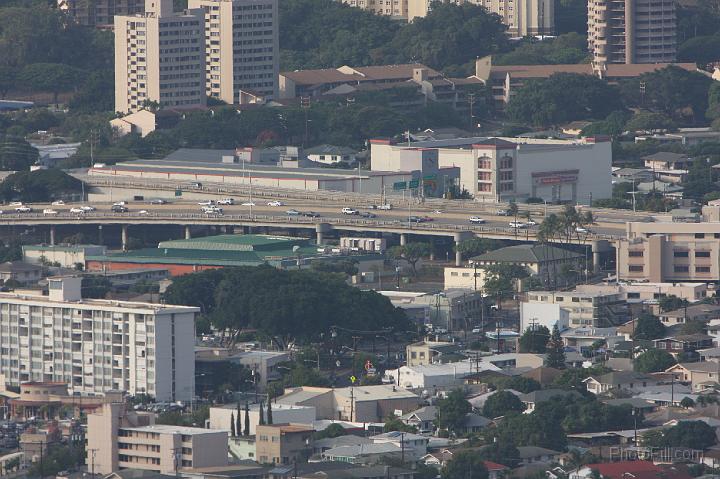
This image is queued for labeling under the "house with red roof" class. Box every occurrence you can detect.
[572,461,692,479]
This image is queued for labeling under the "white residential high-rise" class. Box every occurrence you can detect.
[0,276,198,401]
[114,0,207,114]
[189,0,280,104]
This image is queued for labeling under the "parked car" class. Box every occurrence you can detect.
[267,201,285,207]
[472,327,482,334]
[42,209,58,215]
[342,207,358,215]
[469,216,486,224]
[217,198,235,205]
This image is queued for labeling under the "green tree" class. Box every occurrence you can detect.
[455,238,502,259]
[236,403,242,437]
[230,412,236,437]
[0,168,82,202]
[0,135,38,171]
[388,242,432,276]
[0,66,16,98]
[632,313,666,340]
[518,325,550,353]
[545,324,566,369]
[267,399,273,425]
[488,375,541,394]
[659,295,690,312]
[259,400,265,425]
[384,417,418,433]
[18,63,80,104]
[478,440,520,467]
[481,264,529,298]
[482,390,525,418]
[244,402,250,436]
[314,423,346,439]
[436,389,472,434]
[684,160,716,200]
[441,450,489,479]
[680,397,696,408]
[649,421,717,449]
[634,349,676,373]
[625,111,676,132]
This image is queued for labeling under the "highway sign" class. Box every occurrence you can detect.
[393,181,407,191]
[409,179,419,189]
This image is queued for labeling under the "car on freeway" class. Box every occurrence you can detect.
[217,198,235,205]
[434,327,448,334]
[198,200,215,206]
[303,211,321,218]
[509,221,527,228]
[80,206,95,212]
[576,226,589,233]
[526,219,538,226]
[469,216,486,224]
[70,207,86,214]
[113,201,127,206]
[191,182,203,189]
[111,205,128,213]
[149,199,167,205]
[42,209,58,215]
[472,327,482,334]
[15,206,32,213]
[241,201,255,206]
[138,210,149,215]
[9,202,22,207]
[496,209,509,216]
[408,216,423,223]
[342,207,358,215]
[51,200,65,206]
[267,201,285,207]
[285,209,301,216]
[376,204,393,210]
[201,206,223,215]
[359,211,376,218]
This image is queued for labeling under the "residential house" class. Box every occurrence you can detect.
[370,431,428,459]
[0,262,43,285]
[665,362,720,391]
[525,291,628,329]
[517,446,561,466]
[561,327,624,351]
[583,371,661,395]
[385,361,501,390]
[461,413,492,434]
[521,367,563,387]
[519,389,582,414]
[653,334,714,356]
[570,461,692,479]
[313,435,371,456]
[320,443,402,464]
[405,341,460,367]
[643,152,694,172]
[305,145,357,165]
[658,304,720,326]
[255,424,314,466]
[400,406,437,433]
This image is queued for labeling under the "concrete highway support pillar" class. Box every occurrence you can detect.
[49,226,56,246]
[316,223,332,245]
[400,233,407,246]
[454,231,474,267]
[121,225,129,252]
[591,239,612,274]
[185,226,192,240]
[97,225,104,245]
[429,238,435,261]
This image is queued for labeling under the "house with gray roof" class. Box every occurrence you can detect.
[583,371,662,395]
[519,388,582,413]
[305,145,358,165]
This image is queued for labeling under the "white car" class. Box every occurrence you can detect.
[80,205,95,212]
[267,201,284,207]
[150,199,167,205]
[217,198,235,205]
[138,210,149,215]
[113,201,127,206]
[9,202,23,207]
[198,200,215,206]
[526,219,538,226]
[576,226,589,233]
[241,201,255,207]
[70,207,86,214]
[377,204,393,210]
[51,200,65,206]
[469,216,486,224]
[43,209,58,215]
[202,206,223,215]
[472,327,481,334]
[509,221,527,228]
[15,206,32,213]
[342,207,358,215]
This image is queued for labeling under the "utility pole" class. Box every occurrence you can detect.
[467,92,476,130]
[300,96,311,147]
[88,448,98,478]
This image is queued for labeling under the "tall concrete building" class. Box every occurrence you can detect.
[342,0,408,19]
[58,0,145,27]
[189,0,279,104]
[0,276,198,401]
[587,0,676,65]
[114,0,206,114]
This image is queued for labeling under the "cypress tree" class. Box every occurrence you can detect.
[267,398,273,425]
[259,400,265,425]
[236,402,242,437]
[230,412,236,437]
[244,402,250,436]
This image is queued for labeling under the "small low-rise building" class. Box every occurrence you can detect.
[305,145,357,165]
[583,371,661,395]
[386,361,501,390]
[405,341,460,367]
[255,423,314,466]
[526,291,627,328]
[658,304,720,326]
[380,290,483,331]
[209,403,316,436]
[370,431,428,459]
[0,262,43,285]
[653,334,714,356]
[642,152,695,172]
[22,244,107,268]
[665,362,720,391]
[321,443,402,465]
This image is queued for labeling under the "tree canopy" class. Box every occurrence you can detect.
[518,325,550,353]
[0,168,82,202]
[634,349,676,373]
[441,450,489,479]
[632,314,666,341]
[482,390,525,418]
[163,266,410,344]
[436,389,472,434]
[643,420,717,450]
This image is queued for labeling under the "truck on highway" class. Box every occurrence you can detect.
[342,207,358,215]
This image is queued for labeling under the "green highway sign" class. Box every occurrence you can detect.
[423,175,436,180]
[393,181,407,190]
[409,179,419,189]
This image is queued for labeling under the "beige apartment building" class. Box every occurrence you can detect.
[525,290,628,328]
[115,0,206,113]
[255,424,314,465]
[58,0,144,27]
[87,402,228,475]
[617,220,720,282]
[587,0,676,65]
[341,0,408,19]
[188,0,279,104]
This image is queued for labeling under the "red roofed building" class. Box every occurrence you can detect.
[483,461,509,479]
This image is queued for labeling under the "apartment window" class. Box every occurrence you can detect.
[673,251,689,258]
[696,266,711,273]
[628,251,643,257]
[696,251,711,258]
[674,265,689,273]
[695,233,705,239]
[629,265,644,272]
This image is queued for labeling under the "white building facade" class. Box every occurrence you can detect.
[189,0,279,104]
[0,277,197,401]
